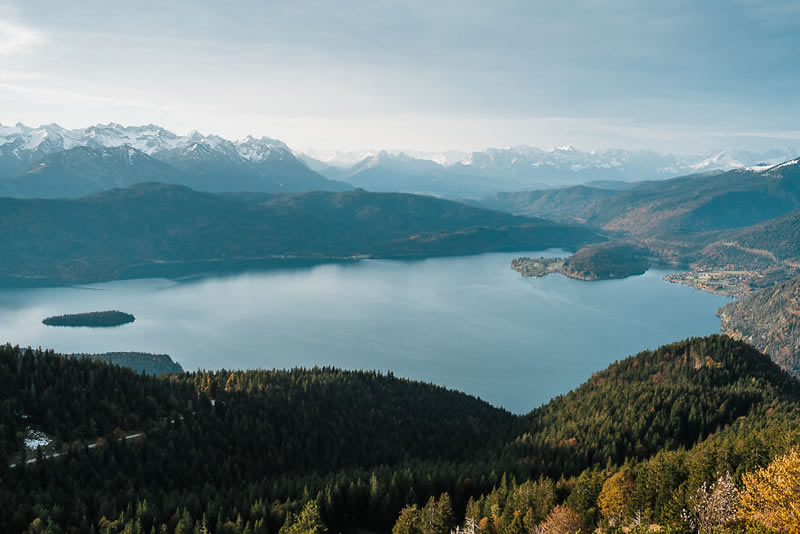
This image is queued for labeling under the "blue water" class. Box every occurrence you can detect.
[0,250,731,413]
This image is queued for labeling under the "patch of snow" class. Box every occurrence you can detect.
[772,158,799,170]
[236,135,290,162]
[24,430,51,450]
[745,163,774,172]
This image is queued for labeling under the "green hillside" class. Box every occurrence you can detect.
[2,335,799,532]
[485,159,800,238]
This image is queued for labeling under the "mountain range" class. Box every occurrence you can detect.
[304,145,799,197]
[0,123,349,197]
[483,157,800,236]
[2,122,796,199]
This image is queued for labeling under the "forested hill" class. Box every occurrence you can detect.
[719,275,800,376]
[3,335,800,532]
[480,185,618,224]
[587,159,800,235]
[483,157,800,236]
[0,344,516,532]
[0,182,602,283]
[509,335,800,477]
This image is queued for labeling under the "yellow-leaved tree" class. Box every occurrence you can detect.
[739,448,800,533]
[597,469,634,527]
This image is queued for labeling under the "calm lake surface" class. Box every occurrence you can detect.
[0,250,731,413]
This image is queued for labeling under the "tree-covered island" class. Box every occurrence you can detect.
[42,310,135,327]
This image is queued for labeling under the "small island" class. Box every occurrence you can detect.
[42,310,135,328]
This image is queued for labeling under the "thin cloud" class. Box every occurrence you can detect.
[1,1,798,153]
[0,81,175,112]
[0,18,44,57]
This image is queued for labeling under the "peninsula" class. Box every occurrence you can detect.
[512,242,652,281]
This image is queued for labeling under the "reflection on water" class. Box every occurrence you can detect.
[0,250,730,413]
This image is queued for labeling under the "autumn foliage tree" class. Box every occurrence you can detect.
[739,448,800,533]
[279,501,327,534]
[597,468,634,527]
[534,505,584,534]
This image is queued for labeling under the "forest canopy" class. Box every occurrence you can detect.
[1,335,799,533]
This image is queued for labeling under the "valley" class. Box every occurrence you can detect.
[4,2,800,532]
[1,133,799,534]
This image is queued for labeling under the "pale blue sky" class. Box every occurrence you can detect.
[1,0,798,153]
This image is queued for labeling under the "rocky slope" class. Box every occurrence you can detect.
[719,275,800,375]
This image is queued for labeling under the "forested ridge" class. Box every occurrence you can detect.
[2,336,800,533]
[0,183,602,283]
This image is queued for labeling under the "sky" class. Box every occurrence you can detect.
[1,0,799,154]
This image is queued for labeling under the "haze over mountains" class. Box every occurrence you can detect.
[1,122,796,199]
[483,158,800,235]
[303,145,798,197]
[3,119,800,373]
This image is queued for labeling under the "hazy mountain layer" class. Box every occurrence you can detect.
[307,146,798,197]
[486,157,800,236]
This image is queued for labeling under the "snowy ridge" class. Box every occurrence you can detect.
[455,147,798,176]
[303,145,798,178]
[770,158,799,170]
[0,122,293,163]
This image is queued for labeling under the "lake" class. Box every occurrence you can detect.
[0,250,731,414]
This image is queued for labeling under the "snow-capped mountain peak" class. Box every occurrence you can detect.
[236,135,290,162]
[0,122,300,164]
[83,123,183,154]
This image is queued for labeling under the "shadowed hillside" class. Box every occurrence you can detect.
[720,276,800,376]
[0,183,603,283]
